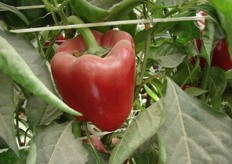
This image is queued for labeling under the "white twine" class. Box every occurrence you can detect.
[9,16,209,33]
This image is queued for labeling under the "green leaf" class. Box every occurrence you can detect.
[0,32,63,126]
[134,30,148,53]
[208,0,232,60]
[109,101,164,164]
[0,148,28,164]
[200,19,216,64]
[70,0,143,22]
[150,42,187,68]
[156,0,189,7]
[0,34,80,116]
[158,78,232,163]
[0,2,29,25]
[208,67,227,110]
[133,145,158,164]
[170,21,200,42]
[0,71,18,155]
[184,87,208,97]
[172,61,202,86]
[33,122,95,163]
[144,84,159,101]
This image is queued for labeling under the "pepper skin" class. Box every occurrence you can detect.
[211,38,232,71]
[51,30,135,131]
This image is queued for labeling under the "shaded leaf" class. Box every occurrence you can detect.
[170,21,200,42]
[109,101,164,164]
[133,145,158,164]
[70,0,143,22]
[150,42,187,68]
[0,71,18,155]
[208,67,227,110]
[156,0,189,7]
[184,87,208,97]
[34,122,95,164]
[0,148,28,164]
[158,78,232,164]
[171,61,202,86]
[0,2,29,25]
[208,0,232,59]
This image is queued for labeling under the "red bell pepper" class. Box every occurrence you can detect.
[51,29,135,131]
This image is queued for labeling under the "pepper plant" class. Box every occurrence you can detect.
[0,0,232,163]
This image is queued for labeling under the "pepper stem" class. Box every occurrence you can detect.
[67,16,104,55]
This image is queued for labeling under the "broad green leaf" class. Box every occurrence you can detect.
[33,122,95,164]
[109,101,164,164]
[150,42,187,68]
[208,0,232,60]
[0,35,80,116]
[208,67,227,110]
[158,78,232,164]
[0,32,64,125]
[0,72,18,155]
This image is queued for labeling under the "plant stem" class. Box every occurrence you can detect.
[42,0,59,25]
[138,29,152,84]
[157,133,166,164]
[83,122,102,164]
[200,62,210,101]
[180,59,200,87]
[67,16,104,54]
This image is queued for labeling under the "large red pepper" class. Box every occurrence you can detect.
[51,29,135,131]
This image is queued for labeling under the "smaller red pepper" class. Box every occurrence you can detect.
[44,34,65,46]
[211,38,232,71]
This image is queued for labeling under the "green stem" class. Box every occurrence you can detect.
[43,0,59,25]
[138,29,152,84]
[67,16,103,54]
[157,134,166,164]
[200,62,210,101]
[83,123,102,164]
[180,59,200,87]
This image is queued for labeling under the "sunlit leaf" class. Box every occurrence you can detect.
[158,78,232,164]
[33,122,95,163]
[109,101,164,164]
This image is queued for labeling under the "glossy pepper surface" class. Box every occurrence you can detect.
[51,30,135,131]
